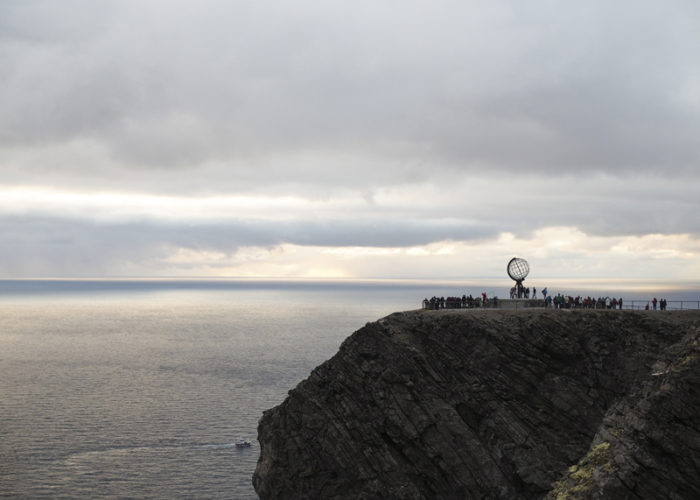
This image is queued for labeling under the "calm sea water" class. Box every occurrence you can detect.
[1,279,699,498]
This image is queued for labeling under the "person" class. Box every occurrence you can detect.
[645,303,649,310]
[542,287,548,299]
[619,297,623,310]
[533,287,537,299]
[652,297,658,310]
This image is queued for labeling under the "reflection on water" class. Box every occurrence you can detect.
[0,279,698,498]
[0,286,404,499]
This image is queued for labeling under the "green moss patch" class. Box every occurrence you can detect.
[548,442,615,499]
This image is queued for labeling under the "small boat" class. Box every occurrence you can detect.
[235,438,252,448]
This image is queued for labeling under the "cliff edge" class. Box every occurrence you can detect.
[253,310,700,499]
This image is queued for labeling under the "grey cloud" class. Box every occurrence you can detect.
[277,220,498,247]
[2,0,699,189]
[2,0,700,280]
[2,171,699,275]
[403,174,700,239]
[0,215,498,276]
[3,173,700,276]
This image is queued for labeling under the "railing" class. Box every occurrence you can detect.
[622,300,700,311]
[421,298,700,311]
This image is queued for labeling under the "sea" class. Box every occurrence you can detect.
[1,278,699,498]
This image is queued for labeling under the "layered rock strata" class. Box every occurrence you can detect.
[254,310,700,499]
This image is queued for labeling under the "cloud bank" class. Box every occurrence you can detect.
[1,1,699,278]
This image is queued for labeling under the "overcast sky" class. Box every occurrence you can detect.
[2,0,700,281]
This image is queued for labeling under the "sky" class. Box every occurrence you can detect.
[2,0,700,281]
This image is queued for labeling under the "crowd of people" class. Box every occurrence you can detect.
[545,294,670,310]
[422,293,498,310]
[421,288,671,311]
[545,294,623,309]
[650,297,668,310]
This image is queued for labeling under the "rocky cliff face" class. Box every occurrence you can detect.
[253,310,700,499]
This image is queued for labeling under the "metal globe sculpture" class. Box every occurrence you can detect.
[507,257,530,282]
[507,257,530,298]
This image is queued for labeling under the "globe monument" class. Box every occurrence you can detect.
[507,257,530,298]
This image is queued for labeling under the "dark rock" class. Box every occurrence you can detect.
[253,310,700,499]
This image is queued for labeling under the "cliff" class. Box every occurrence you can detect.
[253,310,700,499]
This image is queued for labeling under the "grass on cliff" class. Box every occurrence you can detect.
[548,442,614,499]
